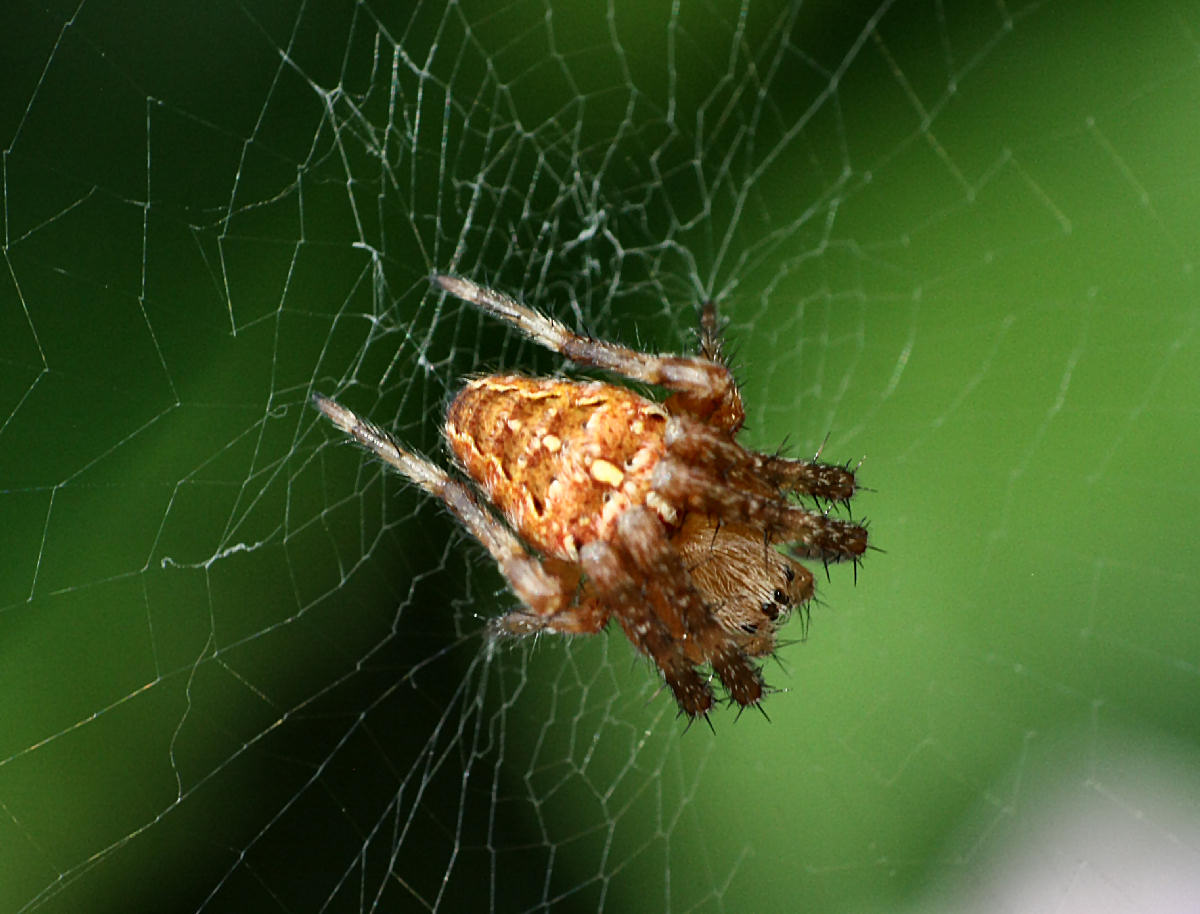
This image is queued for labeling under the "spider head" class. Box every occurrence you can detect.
[674,515,815,657]
[762,558,815,621]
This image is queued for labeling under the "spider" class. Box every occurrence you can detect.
[313,274,867,719]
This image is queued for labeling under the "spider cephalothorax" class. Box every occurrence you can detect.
[314,274,867,719]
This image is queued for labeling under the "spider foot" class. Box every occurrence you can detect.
[732,697,771,723]
[708,644,764,709]
[680,705,717,734]
[771,458,858,503]
[487,611,547,639]
[782,513,869,564]
[664,666,715,719]
[488,595,612,639]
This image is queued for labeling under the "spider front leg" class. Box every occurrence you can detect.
[651,418,868,562]
[434,274,744,432]
[312,393,590,634]
[664,415,859,504]
[581,533,714,718]
[585,506,766,715]
[652,453,868,562]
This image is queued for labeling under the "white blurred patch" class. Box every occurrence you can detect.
[913,731,1200,914]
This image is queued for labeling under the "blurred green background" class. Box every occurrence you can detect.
[2,1,1198,911]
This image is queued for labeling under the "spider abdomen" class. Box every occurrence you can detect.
[446,375,670,560]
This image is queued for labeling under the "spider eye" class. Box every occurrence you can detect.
[783,566,795,582]
[773,588,789,605]
[760,602,779,620]
[741,622,759,634]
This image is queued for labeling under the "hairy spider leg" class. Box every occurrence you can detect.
[696,300,725,364]
[612,507,766,710]
[651,454,868,563]
[311,393,604,634]
[434,274,744,432]
[579,507,765,715]
[663,415,859,503]
[580,529,714,717]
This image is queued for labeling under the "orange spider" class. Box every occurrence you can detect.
[313,274,867,719]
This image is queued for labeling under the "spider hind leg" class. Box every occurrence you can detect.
[312,392,579,621]
[434,273,745,432]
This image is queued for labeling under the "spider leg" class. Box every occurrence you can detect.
[665,416,857,502]
[697,300,725,364]
[580,535,714,718]
[593,506,766,712]
[490,600,611,637]
[312,393,578,624]
[763,457,857,504]
[434,274,744,432]
[651,454,868,563]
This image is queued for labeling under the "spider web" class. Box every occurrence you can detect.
[3,0,1199,911]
